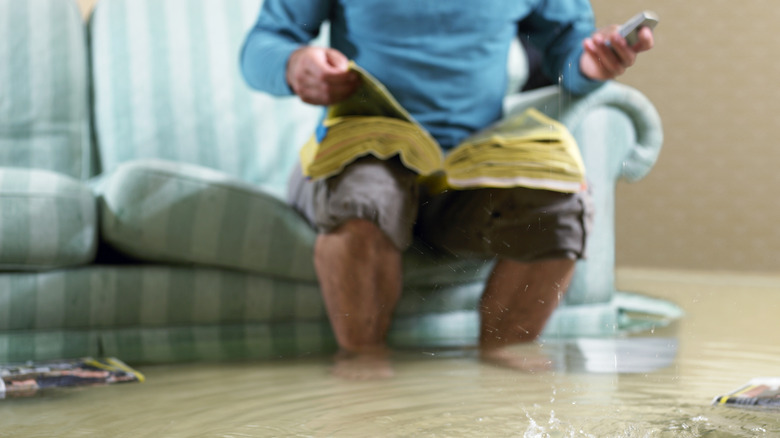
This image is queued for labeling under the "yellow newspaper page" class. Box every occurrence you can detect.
[443,109,586,193]
[300,62,442,180]
[299,64,583,193]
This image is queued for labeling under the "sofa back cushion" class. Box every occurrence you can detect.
[90,0,321,196]
[0,0,92,180]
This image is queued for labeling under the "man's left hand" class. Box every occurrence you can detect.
[580,25,654,81]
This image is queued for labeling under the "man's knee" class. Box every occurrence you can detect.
[327,219,397,252]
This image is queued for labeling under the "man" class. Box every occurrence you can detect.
[241,1,653,377]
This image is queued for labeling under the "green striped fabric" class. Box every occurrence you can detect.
[0,168,97,269]
[0,266,327,333]
[0,288,682,364]
[0,0,97,270]
[97,159,492,284]
[0,264,486,333]
[98,159,319,280]
[90,0,321,196]
[0,330,101,363]
[0,0,92,179]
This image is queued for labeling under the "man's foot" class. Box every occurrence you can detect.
[331,348,394,380]
[479,345,553,373]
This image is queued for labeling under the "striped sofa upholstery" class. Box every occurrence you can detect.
[0,0,97,270]
[0,0,681,364]
[90,0,326,275]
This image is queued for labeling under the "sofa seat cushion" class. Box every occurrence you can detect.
[97,159,493,286]
[0,168,97,270]
[97,159,318,280]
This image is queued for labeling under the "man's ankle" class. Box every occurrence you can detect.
[336,345,391,358]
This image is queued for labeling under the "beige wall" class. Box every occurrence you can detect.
[75,0,780,274]
[590,1,780,273]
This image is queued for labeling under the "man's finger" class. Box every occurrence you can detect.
[607,35,637,68]
[590,34,623,74]
[324,47,350,72]
[632,27,655,52]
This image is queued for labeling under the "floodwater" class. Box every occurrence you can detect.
[2,268,780,437]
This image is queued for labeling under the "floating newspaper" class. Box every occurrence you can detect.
[713,378,780,408]
[1,357,144,399]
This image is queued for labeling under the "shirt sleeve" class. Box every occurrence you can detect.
[240,0,332,96]
[520,0,604,95]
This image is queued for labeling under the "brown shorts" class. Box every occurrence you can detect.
[287,155,593,262]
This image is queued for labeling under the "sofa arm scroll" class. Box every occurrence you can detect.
[504,81,663,183]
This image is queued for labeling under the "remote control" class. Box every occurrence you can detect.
[619,11,659,46]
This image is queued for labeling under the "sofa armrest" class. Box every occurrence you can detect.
[504,81,663,183]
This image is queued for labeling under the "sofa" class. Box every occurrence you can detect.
[0,0,681,364]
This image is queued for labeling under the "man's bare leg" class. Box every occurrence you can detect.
[479,258,575,370]
[314,218,402,379]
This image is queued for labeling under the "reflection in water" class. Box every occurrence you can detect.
[2,270,780,437]
[552,337,679,374]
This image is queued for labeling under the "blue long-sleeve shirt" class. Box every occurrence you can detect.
[241,0,603,149]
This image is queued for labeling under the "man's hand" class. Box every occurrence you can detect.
[286,46,360,105]
[580,25,654,81]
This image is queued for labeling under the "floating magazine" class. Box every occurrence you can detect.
[1,357,144,399]
[713,378,780,408]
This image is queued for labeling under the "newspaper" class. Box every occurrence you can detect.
[299,62,586,193]
[1,357,144,399]
[713,378,780,408]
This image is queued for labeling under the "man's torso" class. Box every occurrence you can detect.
[329,0,538,148]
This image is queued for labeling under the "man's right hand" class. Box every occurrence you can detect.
[286,46,360,106]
